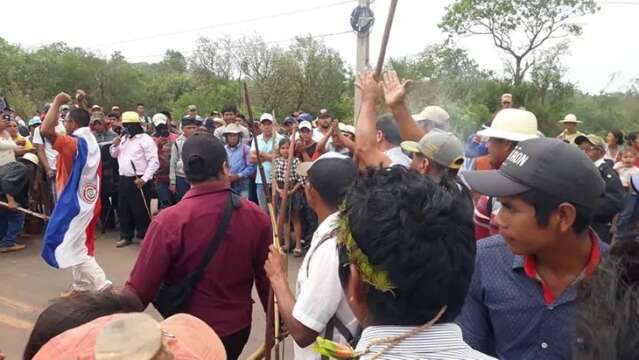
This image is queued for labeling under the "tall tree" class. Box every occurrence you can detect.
[439,0,599,85]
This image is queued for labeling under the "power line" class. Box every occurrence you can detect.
[598,0,639,5]
[94,0,357,47]
[124,30,354,61]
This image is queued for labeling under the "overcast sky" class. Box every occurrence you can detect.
[2,0,637,94]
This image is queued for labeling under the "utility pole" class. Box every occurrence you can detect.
[353,0,371,124]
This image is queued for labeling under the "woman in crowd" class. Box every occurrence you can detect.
[605,129,624,162]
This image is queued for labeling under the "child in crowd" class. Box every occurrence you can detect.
[614,149,639,190]
[273,138,304,256]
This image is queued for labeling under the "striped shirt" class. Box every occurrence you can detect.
[355,323,495,360]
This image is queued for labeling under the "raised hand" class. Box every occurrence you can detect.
[53,92,72,106]
[382,70,412,108]
[355,70,381,102]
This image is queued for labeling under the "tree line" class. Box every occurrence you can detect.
[1,0,637,139]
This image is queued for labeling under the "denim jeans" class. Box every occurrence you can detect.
[0,209,25,247]
[155,181,173,210]
[175,176,191,203]
[256,184,269,213]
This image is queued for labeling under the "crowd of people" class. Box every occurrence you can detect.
[1,68,639,360]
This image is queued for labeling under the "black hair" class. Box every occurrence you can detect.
[67,108,91,128]
[376,114,402,146]
[160,110,172,121]
[183,132,227,183]
[574,238,639,359]
[627,131,639,145]
[339,167,475,325]
[221,105,237,115]
[608,129,624,146]
[236,113,246,120]
[23,292,142,360]
[519,189,592,233]
[107,112,119,119]
[136,103,144,107]
[278,137,291,148]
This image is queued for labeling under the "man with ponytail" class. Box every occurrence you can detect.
[124,133,271,360]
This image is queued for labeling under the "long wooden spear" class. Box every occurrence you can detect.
[374,0,399,79]
[0,201,49,220]
[243,82,281,360]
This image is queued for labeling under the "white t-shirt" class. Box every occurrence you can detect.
[293,212,359,360]
[385,146,411,169]
[32,124,66,170]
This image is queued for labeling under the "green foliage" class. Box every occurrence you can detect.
[440,0,600,84]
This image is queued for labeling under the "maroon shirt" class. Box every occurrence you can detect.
[124,182,271,336]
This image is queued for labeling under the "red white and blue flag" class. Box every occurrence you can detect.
[42,128,101,268]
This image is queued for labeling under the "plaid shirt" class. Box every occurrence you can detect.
[273,157,303,189]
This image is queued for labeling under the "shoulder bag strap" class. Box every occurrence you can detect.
[187,191,241,286]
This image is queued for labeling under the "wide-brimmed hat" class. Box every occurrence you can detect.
[559,113,582,124]
[33,313,226,360]
[222,123,243,135]
[121,111,141,124]
[20,153,39,166]
[477,109,539,142]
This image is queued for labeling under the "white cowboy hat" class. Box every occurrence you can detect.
[477,109,539,142]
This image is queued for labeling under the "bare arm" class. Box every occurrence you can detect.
[383,71,423,142]
[265,247,319,347]
[355,71,391,168]
[41,92,71,143]
[315,127,333,155]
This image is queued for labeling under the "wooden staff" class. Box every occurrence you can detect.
[277,127,297,251]
[374,0,399,80]
[0,201,49,220]
[243,82,282,360]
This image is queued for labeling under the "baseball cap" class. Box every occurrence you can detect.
[297,153,357,205]
[575,134,605,149]
[299,121,313,131]
[338,123,355,136]
[187,105,198,111]
[28,116,42,127]
[59,104,71,112]
[283,116,295,125]
[298,113,314,123]
[501,93,513,102]
[91,104,102,111]
[317,109,332,118]
[90,112,105,124]
[33,313,226,360]
[260,113,274,123]
[181,116,202,127]
[412,106,450,131]
[460,138,605,209]
[152,113,168,127]
[477,108,538,142]
[401,132,464,169]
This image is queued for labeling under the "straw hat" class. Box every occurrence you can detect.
[559,113,582,124]
[477,109,539,142]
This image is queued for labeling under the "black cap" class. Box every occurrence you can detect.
[460,138,604,209]
[182,133,227,182]
[297,153,357,205]
[181,116,202,127]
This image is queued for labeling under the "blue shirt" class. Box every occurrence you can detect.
[252,133,283,185]
[456,235,607,360]
[225,143,255,180]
